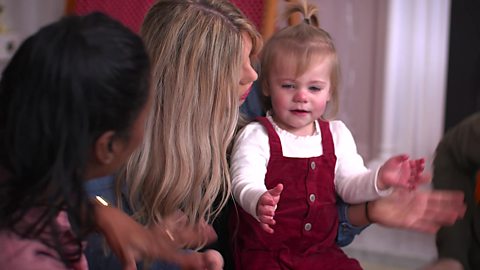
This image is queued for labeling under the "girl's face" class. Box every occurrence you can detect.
[238,32,258,104]
[267,55,332,136]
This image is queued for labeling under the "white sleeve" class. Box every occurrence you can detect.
[332,121,391,203]
[230,122,270,219]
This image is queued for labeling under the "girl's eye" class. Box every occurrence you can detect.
[309,86,322,91]
[281,84,295,89]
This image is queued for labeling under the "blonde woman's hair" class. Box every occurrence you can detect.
[260,0,340,119]
[117,0,261,238]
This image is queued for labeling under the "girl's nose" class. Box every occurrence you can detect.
[293,89,307,102]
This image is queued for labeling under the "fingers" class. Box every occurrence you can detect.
[120,250,138,270]
[260,222,274,234]
[391,154,409,163]
[426,190,466,219]
[400,161,414,189]
[176,252,207,270]
[268,184,283,197]
[409,158,428,188]
[409,220,441,234]
[408,190,466,233]
[258,213,276,225]
[157,213,218,249]
[203,250,224,270]
[417,172,432,185]
[257,185,283,219]
[256,184,284,234]
[258,202,277,217]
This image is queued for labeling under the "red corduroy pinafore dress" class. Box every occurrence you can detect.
[231,117,362,270]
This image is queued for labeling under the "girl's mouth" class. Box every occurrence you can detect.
[290,109,310,116]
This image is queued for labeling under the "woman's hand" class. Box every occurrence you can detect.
[93,204,218,270]
[158,210,217,249]
[368,188,466,233]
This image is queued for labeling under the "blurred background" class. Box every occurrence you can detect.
[0,0,476,269]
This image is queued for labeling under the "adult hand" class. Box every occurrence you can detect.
[94,204,216,270]
[157,210,217,249]
[368,188,466,233]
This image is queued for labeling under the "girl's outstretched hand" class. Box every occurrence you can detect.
[93,203,218,270]
[378,155,429,190]
[256,183,283,234]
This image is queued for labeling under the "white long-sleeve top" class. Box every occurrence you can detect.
[230,115,391,219]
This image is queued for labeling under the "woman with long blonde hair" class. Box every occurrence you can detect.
[121,0,261,230]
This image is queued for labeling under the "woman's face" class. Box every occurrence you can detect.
[238,32,258,104]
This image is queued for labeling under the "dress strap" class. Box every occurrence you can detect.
[256,117,283,157]
[318,120,334,155]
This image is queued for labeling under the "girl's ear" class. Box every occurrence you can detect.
[93,131,117,165]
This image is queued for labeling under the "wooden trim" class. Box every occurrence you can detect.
[65,0,76,15]
[261,0,278,40]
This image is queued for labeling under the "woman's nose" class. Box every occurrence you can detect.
[241,64,258,85]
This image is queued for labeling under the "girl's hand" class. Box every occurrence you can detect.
[378,155,428,190]
[256,184,283,234]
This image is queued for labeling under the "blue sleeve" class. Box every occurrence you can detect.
[336,198,369,247]
[240,80,265,119]
[84,176,180,270]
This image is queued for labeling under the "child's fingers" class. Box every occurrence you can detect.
[258,203,276,216]
[415,158,425,169]
[258,213,276,225]
[259,194,276,207]
[260,223,274,234]
[417,172,432,184]
[391,154,409,165]
[268,184,283,197]
[397,161,411,186]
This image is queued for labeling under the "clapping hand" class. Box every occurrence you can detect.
[256,184,283,234]
[378,155,429,190]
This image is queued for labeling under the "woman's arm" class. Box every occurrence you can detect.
[85,176,219,270]
[93,201,219,270]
